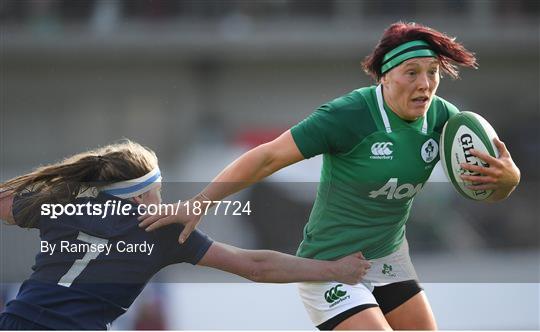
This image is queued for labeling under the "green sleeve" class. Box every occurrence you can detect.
[432,96,461,134]
[290,94,371,159]
[290,104,336,158]
[444,99,460,118]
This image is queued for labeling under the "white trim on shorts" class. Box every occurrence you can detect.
[297,239,418,327]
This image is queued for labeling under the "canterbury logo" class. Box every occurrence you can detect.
[370,142,393,159]
[324,284,347,303]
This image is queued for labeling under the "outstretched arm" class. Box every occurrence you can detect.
[140,130,305,243]
[197,242,370,285]
[200,130,304,201]
[0,191,15,225]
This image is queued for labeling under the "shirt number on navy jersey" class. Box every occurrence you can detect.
[58,232,109,287]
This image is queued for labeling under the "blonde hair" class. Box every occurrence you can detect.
[1,139,158,228]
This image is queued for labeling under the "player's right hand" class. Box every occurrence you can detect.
[332,252,371,285]
[138,201,202,244]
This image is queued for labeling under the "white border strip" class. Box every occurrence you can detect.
[100,167,161,199]
[422,115,428,134]
[376,85,392,133]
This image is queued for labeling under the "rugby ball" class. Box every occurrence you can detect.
[440,111,500,200]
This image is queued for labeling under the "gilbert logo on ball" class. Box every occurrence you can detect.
[440,112,500,200]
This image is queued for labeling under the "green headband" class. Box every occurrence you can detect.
[381,40,437,74]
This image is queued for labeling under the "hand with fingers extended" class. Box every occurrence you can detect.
[138,198,206,243]
[459,137,520,202]
[332,252,371,285]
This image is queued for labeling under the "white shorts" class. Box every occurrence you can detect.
[297,239,418,327]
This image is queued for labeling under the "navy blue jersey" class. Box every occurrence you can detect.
[3,193,212,330]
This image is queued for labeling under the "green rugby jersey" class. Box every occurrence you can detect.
[291,85,459,260]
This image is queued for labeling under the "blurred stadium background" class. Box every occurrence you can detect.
[1,0,539,329]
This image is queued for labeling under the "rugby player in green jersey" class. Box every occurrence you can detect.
[140,22,520,330]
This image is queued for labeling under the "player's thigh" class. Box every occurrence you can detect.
[298,281,392,331]
[333,306,392,330]
[384,291,437,330]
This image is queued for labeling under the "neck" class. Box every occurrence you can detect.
[381,85,418,121]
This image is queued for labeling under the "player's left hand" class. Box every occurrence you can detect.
[333,252,371,285]
[459,137,520,195]
[138,200,205,244]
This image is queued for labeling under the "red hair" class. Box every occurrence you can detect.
[362,22,478,81]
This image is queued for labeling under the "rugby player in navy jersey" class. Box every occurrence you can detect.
[0,140,371,330]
